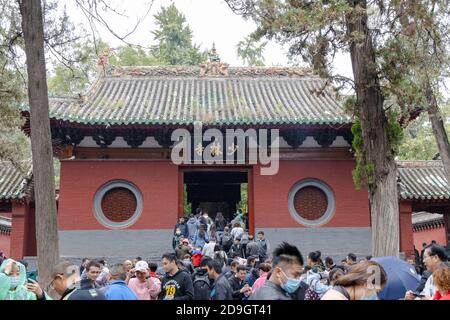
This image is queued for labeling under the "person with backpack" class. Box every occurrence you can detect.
[230,222,244,241]
[220,226,233,253]
[304,251,331,299]
[246,235,260,258]
[192,256,213,300]
[213,244,228,268]
[186,214,199,242]
[206,259,233,300]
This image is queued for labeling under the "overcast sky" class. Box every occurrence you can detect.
[60,0,353,77]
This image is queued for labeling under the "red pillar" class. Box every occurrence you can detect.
[10,201,28,260]
[399,201,414,258]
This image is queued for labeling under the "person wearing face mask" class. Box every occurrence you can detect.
[172,228,184,250]
[0,259,39,300]
[250,242,304,300]
[321,260,387,300]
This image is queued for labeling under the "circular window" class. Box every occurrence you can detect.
[94,181,143,229]
[288,179,335,227]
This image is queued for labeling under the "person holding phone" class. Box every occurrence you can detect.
[0,259,40,300]
[405,244,449,300]
[128,260,161,300]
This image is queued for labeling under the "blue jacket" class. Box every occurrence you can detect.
[193,231,209,249]
[105,280,138,300]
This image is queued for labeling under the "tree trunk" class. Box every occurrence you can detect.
[426,85,450,183]
[346,0,399,257]
[20,0,60,291]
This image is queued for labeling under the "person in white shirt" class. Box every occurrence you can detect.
[202,240,216,258]
[230,222,244,241]
[405,244,448,300]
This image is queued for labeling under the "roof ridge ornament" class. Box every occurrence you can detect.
[200,43,229,76]
[97,47,114,76]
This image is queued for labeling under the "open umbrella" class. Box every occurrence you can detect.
[371,256,421,300]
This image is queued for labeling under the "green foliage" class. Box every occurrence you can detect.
[237,183,248,213]
[150,4,208,66]
[343,95,357,114]
[184,184,192,216]
[48,4,207,97]
[398,105,450,160]
[110,46,158,66]
[0,54,30,170]
[386,111,404,155]
[351,120,374,190]
[226,0,450,192]
[236,36,267,66]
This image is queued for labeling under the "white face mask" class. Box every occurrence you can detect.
[9,276,22,289]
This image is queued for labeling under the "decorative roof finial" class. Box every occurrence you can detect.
[209,42,221,62]
[200,43,229,76]
[96,47,113,76]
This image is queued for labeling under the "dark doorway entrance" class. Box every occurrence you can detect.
[183,170,248,225]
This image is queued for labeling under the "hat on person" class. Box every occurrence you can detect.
[135,260,149,272]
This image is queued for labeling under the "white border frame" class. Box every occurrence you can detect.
[288,179,336,227]
[93,180,143,229]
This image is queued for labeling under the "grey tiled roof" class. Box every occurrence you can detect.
[42,66,351,126]
[397,161,450,200]
[412,211,443,225]
[0,162,31,200]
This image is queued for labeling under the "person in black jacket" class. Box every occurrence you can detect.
[159,253,194,300]
[228,265,252,300]
[228,237,245,258]
[80,260,101,290]
[206,259,232,300]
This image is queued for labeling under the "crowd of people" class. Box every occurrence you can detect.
[1,211,450,300]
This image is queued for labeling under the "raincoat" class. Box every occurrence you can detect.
[0,259,37,300]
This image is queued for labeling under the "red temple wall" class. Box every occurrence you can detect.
[0,233,10,257]
[413,227,447,249]
[253,160,371,228]
[58,160,179,230]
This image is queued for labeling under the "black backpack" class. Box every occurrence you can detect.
[221,233,233,251]
[193,273,211,300]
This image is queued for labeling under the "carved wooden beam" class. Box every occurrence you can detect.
[154,128,175,148]
[313,129,337,148]
[282,129,307,148]
[123,129,148,148]
[93,129,116,148]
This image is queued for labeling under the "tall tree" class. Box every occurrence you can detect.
[237,35,267,66]
[398,105,450,160]
[151,4,208,66]
[225,0,412,256]
[378,1,450,182]
[19,0,59,291]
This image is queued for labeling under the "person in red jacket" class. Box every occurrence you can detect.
[191,248,203,268]
[432,267,450,300]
